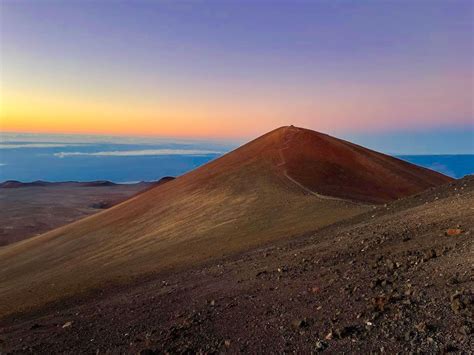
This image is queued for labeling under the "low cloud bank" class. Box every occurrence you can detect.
[54,149,223,158]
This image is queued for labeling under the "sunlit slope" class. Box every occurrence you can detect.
[0,126,451,317]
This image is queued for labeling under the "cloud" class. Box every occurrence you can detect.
[54,149,223,158]
[0,163,6,166]
[0,143,81,149]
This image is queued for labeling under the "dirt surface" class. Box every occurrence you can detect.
[0,181,163,246]
[1,176,471,354]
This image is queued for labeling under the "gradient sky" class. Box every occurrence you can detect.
[0,0,473,150]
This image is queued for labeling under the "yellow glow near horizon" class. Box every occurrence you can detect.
[0,89,275,138]
[1,69,472,139]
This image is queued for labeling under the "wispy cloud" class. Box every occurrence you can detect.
[0,143,82,149]
[54,149,223,158]
[0,163,6,166]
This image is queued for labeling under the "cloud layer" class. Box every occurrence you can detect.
[54,149,223,158]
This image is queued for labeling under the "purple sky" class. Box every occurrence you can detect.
[1,0,473,152]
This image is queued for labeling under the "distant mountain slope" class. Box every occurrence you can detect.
[0,180,118,188]
[0,126,451,317]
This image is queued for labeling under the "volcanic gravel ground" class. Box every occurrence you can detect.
[0,177,472,354]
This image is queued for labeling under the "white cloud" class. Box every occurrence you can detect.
[0,163,6,166]
[54,149,223,158]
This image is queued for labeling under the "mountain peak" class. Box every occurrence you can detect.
[202,126,451,203]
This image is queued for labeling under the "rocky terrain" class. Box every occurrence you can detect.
[0,176,471,354]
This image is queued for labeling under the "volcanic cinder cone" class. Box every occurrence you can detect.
[0,126,451,317]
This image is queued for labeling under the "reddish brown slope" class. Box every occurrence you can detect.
[152,125,450,204]
[279,127,452,203]
[0,126,451,317]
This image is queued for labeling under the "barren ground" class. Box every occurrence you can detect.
[0,183,153,246]
[0,177,472,354]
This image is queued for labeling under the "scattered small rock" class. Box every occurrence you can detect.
[422,249,437,261]
[315,340,328,351]
[372,296,389,312]
[62,321,73,329]
[292,319,309,329]
[446,229,463,236]
[385,259,395,270]
[415,322,427,333]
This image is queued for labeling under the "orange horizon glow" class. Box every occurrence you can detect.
[1,69,472,140]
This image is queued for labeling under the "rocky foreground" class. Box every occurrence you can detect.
[0,177,472,354]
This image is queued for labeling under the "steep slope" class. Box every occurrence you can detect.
[278,127,452,203]
[0,126,451,317]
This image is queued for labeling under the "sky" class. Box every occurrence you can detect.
[0,0,473,152]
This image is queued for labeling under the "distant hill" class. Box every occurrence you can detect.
[0,177,175,188]
[0,180,117,188]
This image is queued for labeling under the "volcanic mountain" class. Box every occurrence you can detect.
[0,126,451,317]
